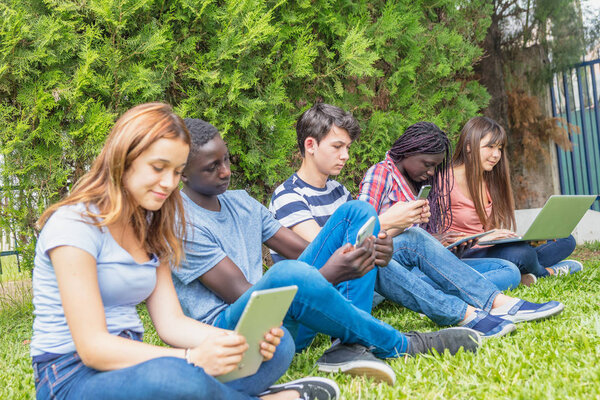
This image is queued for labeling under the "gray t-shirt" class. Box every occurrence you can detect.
[31,203,159,356]
[172,190,281,324]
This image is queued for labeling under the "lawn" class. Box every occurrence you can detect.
[1,244,599,400]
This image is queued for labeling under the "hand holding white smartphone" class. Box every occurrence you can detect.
[416,185,431,200]
[355,216,376,247]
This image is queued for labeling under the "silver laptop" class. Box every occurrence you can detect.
[478,195,597,245]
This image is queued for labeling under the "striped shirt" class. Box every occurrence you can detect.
[269,173,352,229]
[358,152,416,214]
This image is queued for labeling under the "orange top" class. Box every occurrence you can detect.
[447,169,492,235]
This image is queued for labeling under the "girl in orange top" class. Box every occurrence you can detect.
[449,116,581,282]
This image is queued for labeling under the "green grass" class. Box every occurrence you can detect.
[0,255,28,283]
[2,247,600,399]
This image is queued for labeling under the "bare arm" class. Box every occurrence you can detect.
[289,219,322,242]
[198,257,253,304]
[264,227,309,260]
[51,246,190,371]
[378,200,428,232]
[146,261,229,347]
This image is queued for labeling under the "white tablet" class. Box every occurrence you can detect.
[217,285,298,383]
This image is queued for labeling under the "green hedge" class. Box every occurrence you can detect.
[0,0,491,270]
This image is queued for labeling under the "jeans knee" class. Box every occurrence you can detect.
[562,235,576,253]
[510,244,538,267]
[342,199,377,216]
[264,260,324,291]
[393,226,437,249]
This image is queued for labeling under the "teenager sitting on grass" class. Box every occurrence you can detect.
[30,103,339,400]
[358,121,521,290]
[447,116,582,284]
[270,103,564,343]
[171,118,482,386]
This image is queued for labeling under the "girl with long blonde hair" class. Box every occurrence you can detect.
[31,103,335,400]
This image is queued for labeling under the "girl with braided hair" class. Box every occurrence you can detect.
[448,116,582,282]
[358,121,520,291]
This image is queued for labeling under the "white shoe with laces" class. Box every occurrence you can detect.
[547,260,583,276]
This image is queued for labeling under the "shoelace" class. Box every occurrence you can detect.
[554,265,571,275]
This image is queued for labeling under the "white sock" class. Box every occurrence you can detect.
[490,298,520,315]
[458,309,481,326]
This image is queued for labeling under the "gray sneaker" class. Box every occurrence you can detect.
[259,377,340,400]
[405,327,481,356]
[316,342,396,385]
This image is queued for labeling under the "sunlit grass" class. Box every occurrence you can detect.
[2,248,599,399]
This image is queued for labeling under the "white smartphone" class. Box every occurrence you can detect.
[417,185,432,200]
[217,285,298,383]
[355,216,376,247]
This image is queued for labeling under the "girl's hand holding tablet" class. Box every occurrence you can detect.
[188,332,248,376]
[260,327,285,361]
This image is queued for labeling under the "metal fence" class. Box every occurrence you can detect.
[550,58,600,211]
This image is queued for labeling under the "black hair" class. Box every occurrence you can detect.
[183,118,220,159]
[296,103,360,156]
[389,122,452,233]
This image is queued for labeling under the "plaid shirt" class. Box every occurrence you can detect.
[358,152,415,214]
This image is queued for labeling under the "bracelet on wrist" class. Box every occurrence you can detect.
[184,348,192,364]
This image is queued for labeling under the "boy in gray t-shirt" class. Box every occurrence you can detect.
[172,118,482,385]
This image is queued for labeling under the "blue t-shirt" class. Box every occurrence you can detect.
[31,203,160,357]
[268,174,351,261]
[172,190,282,324]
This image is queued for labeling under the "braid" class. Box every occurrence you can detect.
[389,122,452,233]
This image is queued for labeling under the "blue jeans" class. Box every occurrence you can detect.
[214,202,409,358]
[33,329,295,400]
[463,235,576,277]
[461,258,521,291]
[375,227,501,326]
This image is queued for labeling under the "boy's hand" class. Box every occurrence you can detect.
[374,230,393,267]
[260,327,284,361]
[320,237,376,285]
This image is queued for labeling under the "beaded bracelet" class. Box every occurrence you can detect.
[185,348,192,364]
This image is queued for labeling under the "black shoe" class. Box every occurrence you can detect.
[405,327,481,356]
[316,342,396,385]
[259,377,339,400]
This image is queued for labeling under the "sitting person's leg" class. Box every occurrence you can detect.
[535,235,582,275]
[391,227,500,311]
[213,260,480,359]
[298,200,379,313]
[390,227,564,324]
[463,242,550,277]
[461,258,521,291]
[37,354,262,400]
[376,258,515,338]
[295,200,379,350]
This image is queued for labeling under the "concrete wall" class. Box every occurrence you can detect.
[515,208,600,244]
